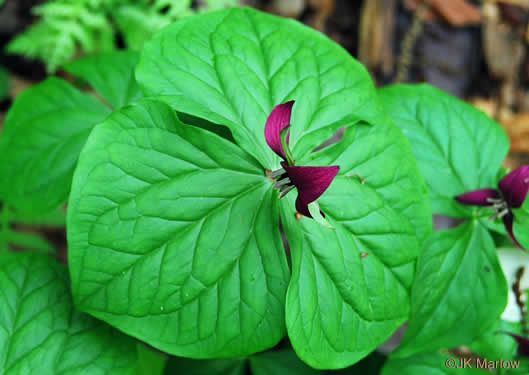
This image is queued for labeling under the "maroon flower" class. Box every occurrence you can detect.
[455,166,529,248]
[265,101,339,218]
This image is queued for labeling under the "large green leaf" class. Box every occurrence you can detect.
[395,221,508,358]
[280,196,409,369]
[67,99,290,357]
[64,51,144,109]
[378,84,509,218]
[0,78,111,214]
[302,115,432,249]
[0,251,139,375]
[381,352,486,375]
[281,190,415,367]
[279,117,431,369]
[136,7,378,168]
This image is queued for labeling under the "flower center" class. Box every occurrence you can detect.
[487,197,510,220]
[268,167,295,198]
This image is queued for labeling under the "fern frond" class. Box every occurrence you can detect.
[7,1,114,72]
[6,0,238,72]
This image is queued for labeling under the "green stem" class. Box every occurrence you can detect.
[280,126,295,166]
[473,209,496,220]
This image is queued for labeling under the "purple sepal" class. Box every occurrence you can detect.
[282,162,339,218]
[454,189,500,206]
[503,213,523,249]
[499,166,529,208]
[264,101,294,161]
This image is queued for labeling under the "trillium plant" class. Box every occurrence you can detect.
[456,166,529,248]
[1,7,529,375]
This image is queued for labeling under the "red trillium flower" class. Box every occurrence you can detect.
[455,166,529,248]
[264,100,339,218]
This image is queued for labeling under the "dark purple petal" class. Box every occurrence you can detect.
[503,332,529,357]
[503,212,523,249]
[264,101,294,160]
[499,166,529,208]
[295,197,312,218]
[454,189,500,206]
[283,162,340,217]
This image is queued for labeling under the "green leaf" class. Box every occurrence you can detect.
[302,115,433,249]
[469,320,521,361]
[0,251,139,375]
[381,352,486,375]
[395,221,508,358]
[249,349,321,375]
[378,84,509,218]
[279,117,432,369]
[332,351,386,375]
[9,206,66,228]
[512,198,529,249]
[67,99,290,357]
[507,359,529,374]
[280,196,409,369]
[64,51,144,109]
[163,357,245,375]
[2,231,55,252]
[479,216,507,237]
[0,78,111,214]
[136,7,378,168]
[136,343,167,375]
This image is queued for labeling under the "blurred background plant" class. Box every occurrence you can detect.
[5,0,239,73]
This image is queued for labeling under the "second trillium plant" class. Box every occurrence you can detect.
[456,166,529,248]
